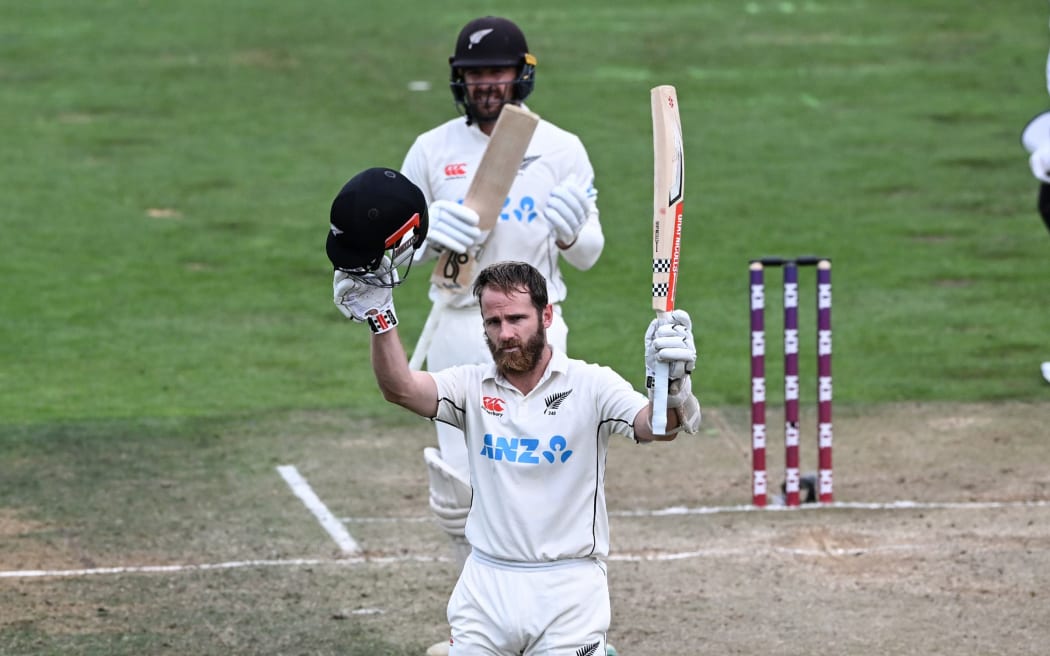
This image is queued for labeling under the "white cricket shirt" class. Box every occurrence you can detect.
[401,109,601,309]
[430,348,649,563]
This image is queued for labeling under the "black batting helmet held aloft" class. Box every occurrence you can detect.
[449,16,536,123]
[326,168,428,285]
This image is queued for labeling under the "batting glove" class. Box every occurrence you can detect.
[333,267,399,334]
[1031,144,1050,184]
[426,199,482,254]
[644,309,696,385]
[644,310,701,435]
[544,178,593,247]
[665,375,702,434]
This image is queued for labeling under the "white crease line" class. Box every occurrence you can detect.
[1,559,330,578]
[610,499,1050,517]
[343,499,1050,523]
[341,516,430,523]
[608,543,929,562]
[0,556,447,579]
[0,542,944,579]
[769,544,926,557]
[4,498,1046,580]
[277,465,360,554]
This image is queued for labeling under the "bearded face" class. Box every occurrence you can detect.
[485,313,547,375]
[462,67,517,123]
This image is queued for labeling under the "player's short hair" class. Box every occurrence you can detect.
[473,261,548,313]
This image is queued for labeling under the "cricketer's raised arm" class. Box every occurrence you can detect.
[371,327,439,419]
[325,166,438,418]
[332,271,438,418]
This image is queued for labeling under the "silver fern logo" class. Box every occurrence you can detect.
[468,28,494,48]
[520,155,541,171]
[575,642,600,656]
[544,390,572,415]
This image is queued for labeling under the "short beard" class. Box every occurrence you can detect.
[487,327,546,375]
[467,84,511,122]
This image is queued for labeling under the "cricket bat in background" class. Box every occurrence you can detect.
[430,103,540,293]
[408,103,540,370]
[650,84,685,434]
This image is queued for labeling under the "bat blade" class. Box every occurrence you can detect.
[430,104,540,293]
[651,84,684,314]
[650,84,685,434]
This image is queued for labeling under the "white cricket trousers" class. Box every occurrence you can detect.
[448,550,609,655]
[427,303,568,479]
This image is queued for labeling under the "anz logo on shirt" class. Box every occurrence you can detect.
[458,196,537,224]
[480,434,573,464]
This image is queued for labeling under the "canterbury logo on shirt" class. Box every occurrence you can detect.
[443,155,540,180]
[444,162,467,177]
[482,396,505,415]
[480,435,573,464]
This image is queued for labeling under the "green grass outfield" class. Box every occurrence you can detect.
[2,1,1047,423]
[3,2,1050,654]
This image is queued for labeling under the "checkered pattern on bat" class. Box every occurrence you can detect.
[653,258,671,273]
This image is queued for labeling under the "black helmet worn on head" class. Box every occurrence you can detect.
[326,168,428,285]
[449,16,537,123]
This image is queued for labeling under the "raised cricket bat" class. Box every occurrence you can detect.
[408,103,539,370]
[430,103,540,292]
[650,84,685,434]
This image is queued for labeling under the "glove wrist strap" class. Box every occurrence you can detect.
[366,309,398,334]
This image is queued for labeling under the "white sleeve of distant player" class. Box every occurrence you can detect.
[401,138,440,264]
[1046,10,1050,97]
[558,145,604,270]
[1045,45,1050,97]
[400,139,433,203]
[559,207,604,270]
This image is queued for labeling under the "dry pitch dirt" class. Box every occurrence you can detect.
[2,401,1049,655]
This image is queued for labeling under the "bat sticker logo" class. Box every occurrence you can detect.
[668,127,684,206]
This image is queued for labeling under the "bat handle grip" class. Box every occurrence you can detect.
[651,362,670,434]
[650,310,671,434]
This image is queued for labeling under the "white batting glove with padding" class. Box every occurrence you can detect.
[333,265,399,334]
[425,199,482,254]
[544,178,593,247]
[645,309,701,434]
[644,309,696,384]
[1031,144,1050,183]
[665,375,702,434]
